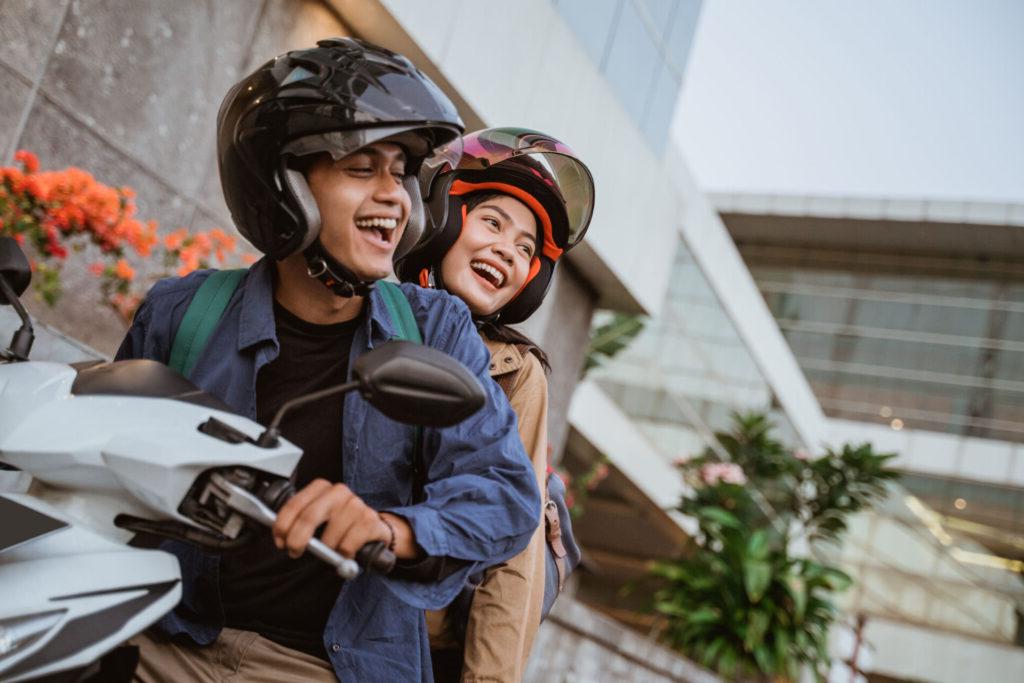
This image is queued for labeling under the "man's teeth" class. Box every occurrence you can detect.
[355,217,398,230]
[471,261,505,287]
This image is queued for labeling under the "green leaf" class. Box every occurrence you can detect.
[746,529,770,560]
[786,576,807,623]
[744,559,772,603]
[686,607,721,625]
[821,567,853,591]
[718,647,738,678]
[752,642,774,674]
[698,506,742,529]
[702,636,727,667]
[744,610,770,651]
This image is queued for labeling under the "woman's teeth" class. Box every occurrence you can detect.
[471,261,505,287]
[355,217,398,230]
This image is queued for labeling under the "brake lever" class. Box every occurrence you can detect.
[208,472,362,580]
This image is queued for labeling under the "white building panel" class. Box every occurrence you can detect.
[865,617,1024,683]
[958,438,1015,484]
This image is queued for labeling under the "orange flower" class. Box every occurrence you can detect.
[14,150,39,174]
[164,228,188,251]
[209,228,236,251]
[114,258,135,281]
[88,262,105,276]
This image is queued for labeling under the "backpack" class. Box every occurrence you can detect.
[169,270,579,620]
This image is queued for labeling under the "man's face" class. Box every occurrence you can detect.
[305,142,411,282]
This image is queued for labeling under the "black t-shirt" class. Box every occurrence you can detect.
[219,300,360,660]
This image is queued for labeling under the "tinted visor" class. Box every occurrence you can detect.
[426,128,595,249]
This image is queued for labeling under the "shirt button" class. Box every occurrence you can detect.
[331,643,341,653]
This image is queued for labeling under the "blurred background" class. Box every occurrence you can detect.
[1,1,1022,681]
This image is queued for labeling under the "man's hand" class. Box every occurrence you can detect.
[272,479,420,560]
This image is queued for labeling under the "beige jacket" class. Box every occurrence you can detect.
[426,338,549,682]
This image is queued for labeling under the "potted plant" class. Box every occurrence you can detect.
[652,413,898,681]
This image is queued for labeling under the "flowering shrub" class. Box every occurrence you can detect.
[699,462,748,486]
[553,458,610,519]
[0,150,254,322]
[653,413,898,681]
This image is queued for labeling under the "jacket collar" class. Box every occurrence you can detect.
[484,338,527,378]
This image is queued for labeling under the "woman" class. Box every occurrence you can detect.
[398,127,594,682]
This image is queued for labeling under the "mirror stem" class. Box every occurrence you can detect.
[0,276,33,360]
[256,379,360,448]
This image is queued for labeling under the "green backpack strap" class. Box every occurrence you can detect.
[376,280,422,344]
[168,269,246,377]
[375,280,430,502]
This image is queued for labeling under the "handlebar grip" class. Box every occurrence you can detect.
[356,541,396,574]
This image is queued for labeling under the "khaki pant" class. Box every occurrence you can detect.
[132,627,338,683]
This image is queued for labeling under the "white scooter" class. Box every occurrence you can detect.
[0,237,485,682]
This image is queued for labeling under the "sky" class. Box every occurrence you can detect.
[673,0,1024,202]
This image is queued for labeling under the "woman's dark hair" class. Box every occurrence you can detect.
[478,321,551,373]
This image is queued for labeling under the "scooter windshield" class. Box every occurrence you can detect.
[71,360,235,413]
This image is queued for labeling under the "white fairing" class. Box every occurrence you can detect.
[0,360,303,680]
[0,361,301,525]
[0,495,182,681]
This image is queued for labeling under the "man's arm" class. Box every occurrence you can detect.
[274,294,541,608]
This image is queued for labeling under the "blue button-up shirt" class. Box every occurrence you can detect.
[115,260,540,682]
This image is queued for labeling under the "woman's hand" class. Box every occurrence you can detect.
[272,478,420,560]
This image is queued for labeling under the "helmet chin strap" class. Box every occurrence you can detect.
[302,239,376,298]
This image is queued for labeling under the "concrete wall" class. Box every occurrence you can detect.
[0,0,348,355]
[517,262,597,460]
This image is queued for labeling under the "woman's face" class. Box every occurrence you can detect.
[440,194,538,317]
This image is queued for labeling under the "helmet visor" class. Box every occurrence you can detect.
[429,128,595,249]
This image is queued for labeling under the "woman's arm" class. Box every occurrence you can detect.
[460,345,549,682]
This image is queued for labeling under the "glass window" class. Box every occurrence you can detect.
[553,0,623,69]
[666,0,702,76]
[602,0,660,126]
[643,61,680,150]
[638,0,677,37]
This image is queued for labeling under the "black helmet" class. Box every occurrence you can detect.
[217,37,464,296]
[397,127,595,324]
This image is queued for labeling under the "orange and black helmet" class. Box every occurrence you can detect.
[397,127,595,324]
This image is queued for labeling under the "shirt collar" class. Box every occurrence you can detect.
[236,262,402,350]
[237,258,279,351]
[364,284,399,349]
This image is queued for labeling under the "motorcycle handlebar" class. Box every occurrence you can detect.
[355,540,396,575]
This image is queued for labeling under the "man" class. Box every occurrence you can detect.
[117,38,540,683]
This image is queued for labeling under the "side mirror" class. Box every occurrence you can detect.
[354,340,486,427]
[0,237,34,360]
[0,236,31,304]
